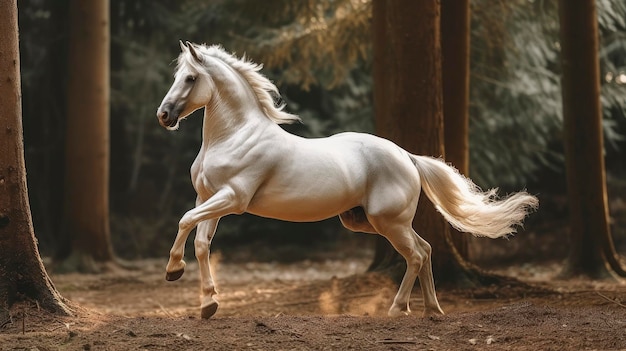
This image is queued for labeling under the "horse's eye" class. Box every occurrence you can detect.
[185,75,196,83]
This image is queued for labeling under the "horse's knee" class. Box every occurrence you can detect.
[420,240,432,257]
[179,213,196,231]
[194,239,209,260]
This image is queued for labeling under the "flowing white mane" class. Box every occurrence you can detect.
[177,44,301,125]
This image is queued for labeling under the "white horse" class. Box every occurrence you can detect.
[156,41,538,319]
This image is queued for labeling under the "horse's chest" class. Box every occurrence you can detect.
[191,164,225,194]
[190,152,247,197]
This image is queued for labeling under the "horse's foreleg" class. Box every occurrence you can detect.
[165,226,192,281]
[195,218,220,319]
[166,188,242,282]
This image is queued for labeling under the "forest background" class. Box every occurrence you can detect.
[16,0,626,270]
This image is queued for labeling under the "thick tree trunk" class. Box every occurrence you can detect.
[558,0,626,278]
[60,0,115,271]
[370,0,458,281]
[370,0,504,287]
[0,0,71,317]
[441,0,471,259]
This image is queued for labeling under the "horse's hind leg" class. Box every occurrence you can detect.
[412,232,444,316]
[195,218,220,319]
[369,217,444,317]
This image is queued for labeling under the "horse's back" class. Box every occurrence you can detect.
[328,132,415,175]
[245,131,417,221]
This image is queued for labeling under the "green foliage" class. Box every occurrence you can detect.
[469,0,626,186]
[597,0,626,147]
[234,0,371,88]
[468,0,564,186]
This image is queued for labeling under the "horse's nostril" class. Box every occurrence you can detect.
[158,110,169,121]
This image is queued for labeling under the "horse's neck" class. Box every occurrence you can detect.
[200,65,281,147]
[201,102,276,147]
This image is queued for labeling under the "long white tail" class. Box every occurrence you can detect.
[411,155,538,238]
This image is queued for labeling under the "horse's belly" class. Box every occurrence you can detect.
[246,190,357,222]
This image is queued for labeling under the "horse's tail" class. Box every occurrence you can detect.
[410,155,538,238]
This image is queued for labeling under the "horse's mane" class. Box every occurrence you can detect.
[178,44,301,125]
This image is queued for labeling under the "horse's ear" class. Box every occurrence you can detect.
[187,42,203,63]
[179,40,188,52]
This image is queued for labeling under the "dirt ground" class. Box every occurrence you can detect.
[1,250,625,351]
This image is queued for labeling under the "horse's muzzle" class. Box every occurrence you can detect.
[157,107,178,128]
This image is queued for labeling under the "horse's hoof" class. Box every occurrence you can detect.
[201,301,219,319]
[165,268,184,281]
[388,306,410,318]
[422,307,445,318]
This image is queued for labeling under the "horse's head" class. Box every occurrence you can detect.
[157,41,301,130]
[156,41,213,130]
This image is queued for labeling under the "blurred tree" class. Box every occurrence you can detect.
[58,0,116,271]
[441,0,471,259]
[369,0,455,282]
[0,0,71,318]
[558,0,626,279]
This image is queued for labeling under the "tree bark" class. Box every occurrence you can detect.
[558,0,626,278]
[60,0,115,270]
[0,0,71,317]
[441,0,471,259]
[370,0,459,281]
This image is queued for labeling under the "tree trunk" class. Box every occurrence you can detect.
[369,0,505,287]
[370,0,460,282]
[441,0,471,259]
[60,0,115,271]
[0,0,71,318]
[558,0,626,278]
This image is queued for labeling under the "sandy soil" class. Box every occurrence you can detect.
[1,256,625,350]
